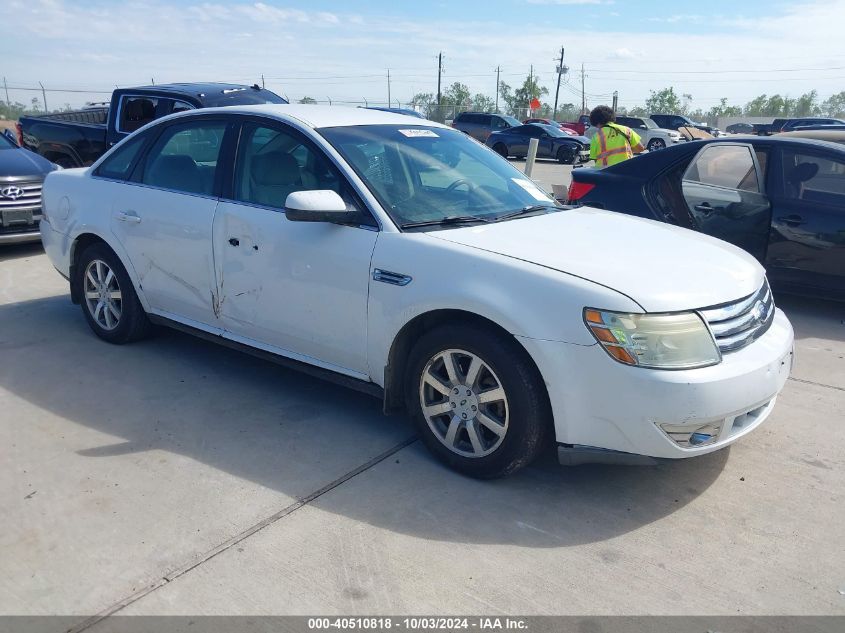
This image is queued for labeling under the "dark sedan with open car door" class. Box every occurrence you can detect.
[568,137,845,299]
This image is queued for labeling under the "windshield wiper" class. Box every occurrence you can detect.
[493,204,560,222]
[400,215,492,229]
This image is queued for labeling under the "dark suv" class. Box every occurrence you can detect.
[452,112,523,142]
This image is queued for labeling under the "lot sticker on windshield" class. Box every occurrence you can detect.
[512,178,552,201]
[399,129,439,138]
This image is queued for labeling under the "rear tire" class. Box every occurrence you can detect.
[75,243,150,344]
[493,143,508,158]
[405,324,550,479]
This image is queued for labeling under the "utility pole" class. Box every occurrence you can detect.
[580,63,586,114]
[436,52,443,108]
[38,81,48,113]
[151,78,155,85]
[495,66,500,112]
[529,64,533,116]
[261,74,265,89]
[612,90,618,112]
[387,68,391,107]
[3,77,9,107]
[553,46,566,120]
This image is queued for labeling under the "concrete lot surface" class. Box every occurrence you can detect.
[1,242,844,625]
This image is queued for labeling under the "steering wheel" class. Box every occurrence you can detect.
[445,178,476,194]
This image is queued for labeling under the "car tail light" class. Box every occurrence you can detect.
[15,122,23,147]
[567,181,595,202]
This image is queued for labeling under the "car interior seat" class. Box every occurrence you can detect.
[250,151,302,208]
[146,155,205,195]
[786,162,819,199]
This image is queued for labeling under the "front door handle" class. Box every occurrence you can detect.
[778,214,806,227]
[228,237,240,247]
[116,211,141,224]
[693,203,714,216]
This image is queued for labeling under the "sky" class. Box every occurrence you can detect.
[3,0,845,112]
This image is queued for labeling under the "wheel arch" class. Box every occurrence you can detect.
[68,231,149,310]
[382,308,551,422]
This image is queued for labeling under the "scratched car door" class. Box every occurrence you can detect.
[109,118,228,326]
[211,120,378,376]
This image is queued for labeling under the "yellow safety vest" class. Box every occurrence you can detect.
[590,123,638,167]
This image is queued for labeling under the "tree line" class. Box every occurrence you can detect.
[404,79,845,124]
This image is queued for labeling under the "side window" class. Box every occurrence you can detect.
[119,97,159,133]
[95,134,148,181]
[170,100,194,115]
[141,120,227,195]
[234,123,359,212]
[781,150,845,205]
[683,145,759,192]
[491,117,508,130]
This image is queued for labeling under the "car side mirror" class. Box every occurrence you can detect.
[284,190,357,224]
[2,128,19,146]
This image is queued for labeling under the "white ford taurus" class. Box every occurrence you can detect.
[40,105,794,478]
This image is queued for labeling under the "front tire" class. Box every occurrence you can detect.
[557,146,577,164]
[647,138,666,151]
[76,243,150,344]
[406,324,550,478]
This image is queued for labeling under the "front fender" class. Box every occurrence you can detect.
[366,232,640,385]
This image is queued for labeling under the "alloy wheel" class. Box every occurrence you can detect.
[419,348,509,458]
[83,259,123,331]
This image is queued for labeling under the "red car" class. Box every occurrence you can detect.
[523,118,578,135]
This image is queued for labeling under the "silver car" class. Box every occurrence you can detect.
[585,116,682,151]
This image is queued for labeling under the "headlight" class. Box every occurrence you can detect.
[584,308,720,369]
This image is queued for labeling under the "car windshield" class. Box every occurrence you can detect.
[501,115,522,127]
[0,134,15,149]
[319,124,560,228]
[642,118,659,129]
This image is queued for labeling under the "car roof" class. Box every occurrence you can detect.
[778,129,845,143]
[169,103,451,129]
[126,82,282,105]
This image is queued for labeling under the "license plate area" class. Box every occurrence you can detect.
[1,210,34,226]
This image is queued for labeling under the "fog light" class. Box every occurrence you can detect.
[658,422,722,447]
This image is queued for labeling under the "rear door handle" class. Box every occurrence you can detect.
[778,214,806,227]
[693,203,714,216]
[116,211,141,224]
[228,237,240,247]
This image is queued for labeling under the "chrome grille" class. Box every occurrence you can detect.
[0,180,43,214]
[700,279,775,353]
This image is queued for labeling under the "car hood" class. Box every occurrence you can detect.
[427,207,764,312]
[0,147,55,178]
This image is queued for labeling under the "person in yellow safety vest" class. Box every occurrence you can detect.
[588,105,645,168]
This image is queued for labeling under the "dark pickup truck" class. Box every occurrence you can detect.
[18,82,287,168]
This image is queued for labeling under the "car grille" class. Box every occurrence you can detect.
[699,279,775,354]
[0,180,43,212]
[0,180,42,234]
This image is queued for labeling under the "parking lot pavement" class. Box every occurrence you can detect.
[1,243,844,622]
[509,158,584,195]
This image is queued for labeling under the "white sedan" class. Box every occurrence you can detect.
[40,105,794,478]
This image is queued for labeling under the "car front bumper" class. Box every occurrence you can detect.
[518,308,794,461]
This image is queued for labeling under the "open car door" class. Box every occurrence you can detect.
[680,142,771,262]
